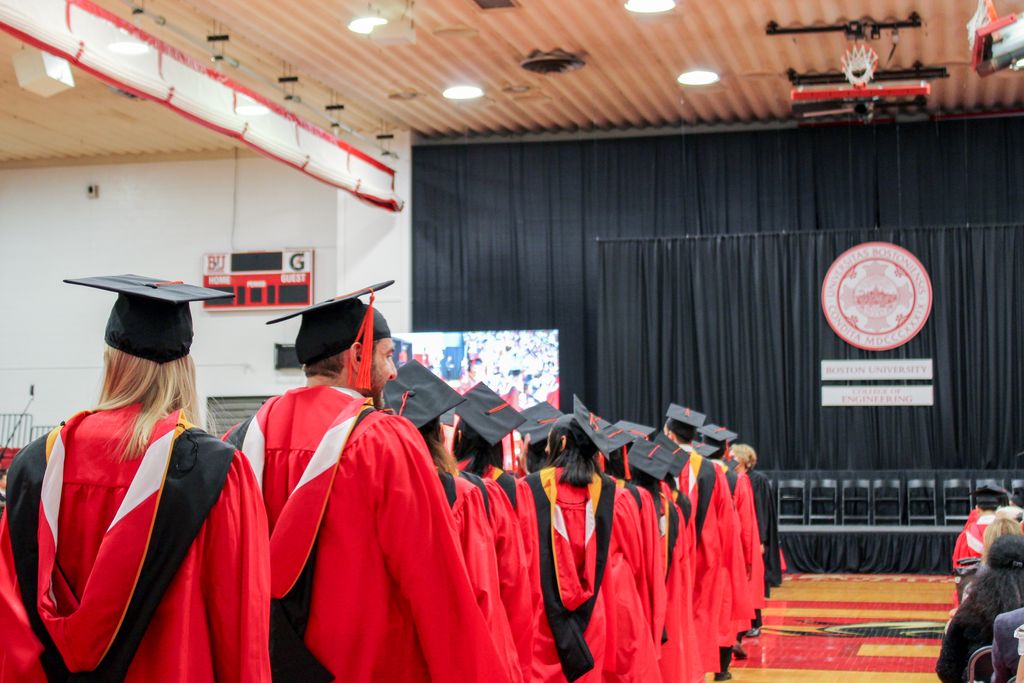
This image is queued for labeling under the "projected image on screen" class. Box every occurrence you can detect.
[391,330,559,410]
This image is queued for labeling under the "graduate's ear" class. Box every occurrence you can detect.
[350,340,363,364]
[560,435,567,452]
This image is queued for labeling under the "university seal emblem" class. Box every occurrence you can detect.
[821,242,932,351]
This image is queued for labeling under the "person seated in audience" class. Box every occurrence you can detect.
[991,605,1024,683]
[936,535,1024,683]
[997,500,1024,524]
[983,519,1024,566]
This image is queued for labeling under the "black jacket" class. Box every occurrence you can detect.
[936,611,993,683]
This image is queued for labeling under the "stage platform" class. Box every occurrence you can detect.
[780,525,959,574]
[731,573,948,681]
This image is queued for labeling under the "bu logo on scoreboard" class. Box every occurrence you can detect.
[202,249,315,310]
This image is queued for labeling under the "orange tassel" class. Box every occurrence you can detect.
[623,446,632,480]
[347,289,377,392]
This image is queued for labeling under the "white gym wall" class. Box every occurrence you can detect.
[0,133,412,431]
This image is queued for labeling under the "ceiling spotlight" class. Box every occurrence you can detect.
[235,94,270,116]
[625,0,676,13]
[443,85,484,100]
[348,16,388,34]
[108,28,150,56]
[677,69,720,86]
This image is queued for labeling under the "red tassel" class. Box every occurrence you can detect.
[623,446,632,481]
[347,289,377,392]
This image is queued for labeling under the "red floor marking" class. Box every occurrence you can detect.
[732,574,948,674]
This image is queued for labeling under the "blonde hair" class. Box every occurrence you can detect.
[983,517,1024,563]
[731,443,758,470]
[95,346,198,460]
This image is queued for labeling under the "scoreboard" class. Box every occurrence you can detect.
[203,249,314,310]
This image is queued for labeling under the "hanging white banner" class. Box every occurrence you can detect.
[821,359,933,381]
[821,385,934,407]
[0,0,403,211]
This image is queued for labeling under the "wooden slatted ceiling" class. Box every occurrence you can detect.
[4,0,1024,161]
[177,0,1024,137]
[0,32,237,162]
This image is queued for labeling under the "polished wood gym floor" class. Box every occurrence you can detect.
[728,574,949,681]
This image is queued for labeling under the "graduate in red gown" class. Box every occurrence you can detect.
[517,398,649,683]
[224,281,511,683]
[663,404,734,679]
[0,275,270,682]
[624,435,696,683]
[697,424,756,677]
[730,444,767,632]
[953,484,1008,568]
[383,360,523,683]
[657,433,704,683]
[453,382,537,677]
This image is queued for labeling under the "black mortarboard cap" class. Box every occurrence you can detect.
[455,382,525,446]
[654,433,688,478]
[693,442,719,458]
[665,404,706,429]
[267,281,393,367]
[627,439,673,480]
[383,360,465,429]
[519,402,564,443]
[697,424,739,447]
[973,483,1010,508]
[973,483,1009,497]
[573,396,633,454]
[64,274,232,363]
[614,420,658,440]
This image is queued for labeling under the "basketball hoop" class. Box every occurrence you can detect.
[840,44,879,87]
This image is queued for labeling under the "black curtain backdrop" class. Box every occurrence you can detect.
[595,227,1024,470]
[412,118,1024,470]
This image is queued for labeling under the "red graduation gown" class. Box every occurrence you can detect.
[0,405,271,682]
[677,492,704,683]
[684,454,727,672]
[517,473,623,683]
[0,546,43,682]
[713,465,754,645]
[734,472,766,611]
[451,476,524,683]
[249,386,510,683]
[952,512,996,569]
[481,466,538,678]
[602,486,664,683]
[658,484,701,683]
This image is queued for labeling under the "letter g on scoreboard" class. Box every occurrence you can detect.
[202,248,315,311]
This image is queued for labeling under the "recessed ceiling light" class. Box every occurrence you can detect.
[443,85,484,100]
[624,0,676,13]
[108,29,150,55]
[677,69,720,86]
[348,16,388,34]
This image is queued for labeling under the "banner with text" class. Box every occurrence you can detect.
[821,385,934,407]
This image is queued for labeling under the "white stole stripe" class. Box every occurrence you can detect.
[107,428,176,532]
[552,505,570,542]
[40,434,66,547]
[584,501,596,545]
[966,531,985,553]
[240,415,266,489]
[292,413,360,494]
